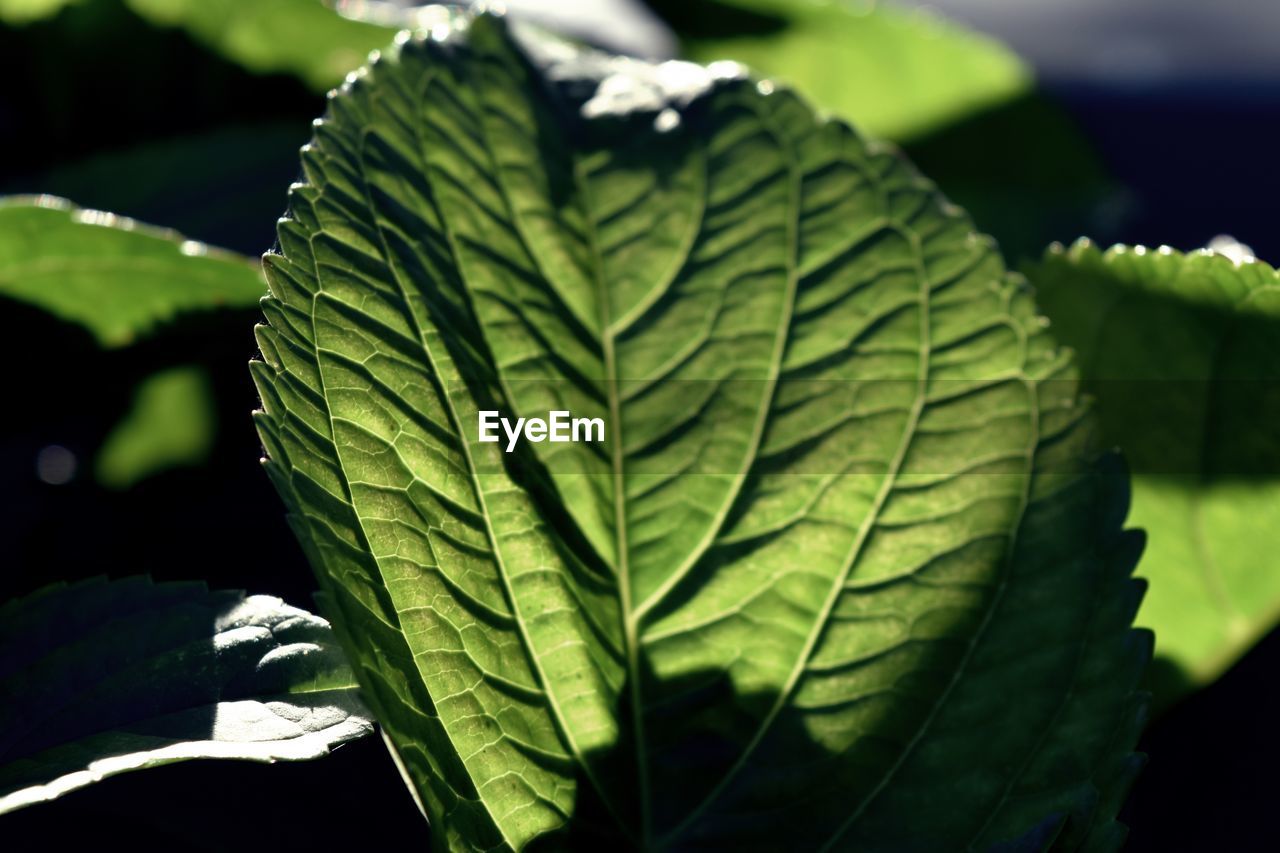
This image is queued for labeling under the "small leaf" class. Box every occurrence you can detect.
[0,196,264,347]
[0,576,373,816]
[252,14,1148,848]
[1030,240,1280,707]
[95,365,217,489]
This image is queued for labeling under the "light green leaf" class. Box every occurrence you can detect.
[252,14,1148,849]
[0,0,76,24]
[1029,240,1280,707]
[0,196,265,348]
[95,365,217,489]
[0,577,373,816]
[0,0,394,91]
[124,0,395,92]
[654,0,1110,262]
[662,0,1031,141]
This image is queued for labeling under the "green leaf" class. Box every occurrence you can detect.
[658,0,1031,142]
[252,14,1148,849]
[0,0,75,24]
[124,0,395,92]
[0,0,394,91]
[0,196,265,348]
[95,365,217,489]
[1029,240,1280,707]
[0,576,373,815]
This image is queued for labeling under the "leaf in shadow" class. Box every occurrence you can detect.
[0,576,373,815]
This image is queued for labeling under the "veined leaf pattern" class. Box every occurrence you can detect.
[252,14,1149,850]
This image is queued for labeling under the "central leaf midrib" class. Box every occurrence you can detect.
[567,149,653,844]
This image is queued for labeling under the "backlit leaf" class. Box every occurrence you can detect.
[0,196,264,348]
[1030,240,1280,708]
[252,15,1148,849]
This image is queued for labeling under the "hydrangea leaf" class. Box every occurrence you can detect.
[0,577,373,815]
[1030,240,1280,708]
[252,14,1148,849]
[0,196,264,348]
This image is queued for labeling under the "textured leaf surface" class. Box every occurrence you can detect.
[0,577,372,815]
[252,14,1148,849]
[660,0,1030,141]
[1031,241,1280,706]
[95,365,216,489]
[0,196,264,347]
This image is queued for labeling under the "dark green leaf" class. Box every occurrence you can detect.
[0,577,373,815]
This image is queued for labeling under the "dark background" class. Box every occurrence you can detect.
[1,1,1276,849]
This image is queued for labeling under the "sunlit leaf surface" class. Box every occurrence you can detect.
[95,365,217,489]
[252,14,1148,849]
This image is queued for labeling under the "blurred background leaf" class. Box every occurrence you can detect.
[95,365,216,490]
[0,196,263,347]
[652,0,1029,140]
[1028,240,1280,712]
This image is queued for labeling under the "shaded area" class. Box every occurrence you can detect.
[901,92,1114,262]
[1124,621,1280,852]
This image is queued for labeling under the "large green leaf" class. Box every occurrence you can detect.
[0,577,372,815]
[252,14,1148,849]
[1030,240,1280,707]
[0,196,264,347]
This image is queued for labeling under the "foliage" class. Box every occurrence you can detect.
[1,1,1276,848]
[1030,240,1280,707]
[657,0,1030,141]
[0,577,372,815]
[0,196,263,347]
[251,16,1148,848]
